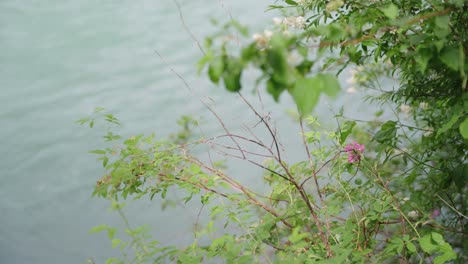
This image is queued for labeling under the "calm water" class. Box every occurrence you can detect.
[0,1,365,263]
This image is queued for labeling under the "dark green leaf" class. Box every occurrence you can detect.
[440,46,459,71]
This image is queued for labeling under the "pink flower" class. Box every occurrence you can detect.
[431,209,441,218]
[344,142,365,163]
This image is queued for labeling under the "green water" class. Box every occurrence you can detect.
[0,1,363,263]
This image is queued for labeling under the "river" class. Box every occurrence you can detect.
[0,1,364,263]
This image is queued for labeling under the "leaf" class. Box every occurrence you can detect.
[266,78,285,102]
[111,239,122,248]
[222,57,242,92]
[406,242,416,253]
[285,0,297,5]
[431,232,445,245]
[434,16,450,30]
[419,234,438,254]
[317,73,340,97]
[459,117,468,139]
[291,77,321,115]
[89,149,106,155]
[374,121,397,143]
[290,74,341,116]
[382,4,398,20]
[434,243,457,264]
[440,46,460,71]
[437,113,461,137]
[89,224,109,234]
[339,120,356,144]
[105,258,119,264]
[415,48,432,73]
[267,40,292,86]
[102,156,109,167]
[208,56,224,84]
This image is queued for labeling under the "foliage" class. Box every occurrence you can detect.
[82,0,467,263]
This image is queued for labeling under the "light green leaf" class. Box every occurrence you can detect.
[419,234,438,254]
[382,4,398,20]
[89,149,106,155]
[434,243,457,264]
[406,242,416,253]
[111,239,122,248]
[317,73,341,97]
[291,77,321,115]
[89,224,109,234]
[339,120,356,144]
[459,118,468,139]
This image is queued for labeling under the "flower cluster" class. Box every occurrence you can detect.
[296,0,309,7]
[344,142,365,163]
[252,30,273,49]
[326,0,345,12]
[273,16,306,29]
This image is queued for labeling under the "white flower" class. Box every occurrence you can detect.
[423,128,434,137]
[287,50,303,66]
[346,87,357,94]
[399,104,412,114]
[295,16,306,28]
[263,30,273,39]
[346,75,357,85]
[408,210,420,220]
[280,16,306,29]
[419,102,429,110]
[252,30,273,49]
[273,17,283,25]
[326,0,344,12]
[297,0,307,6]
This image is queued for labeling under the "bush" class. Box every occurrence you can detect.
[82,1,467,263]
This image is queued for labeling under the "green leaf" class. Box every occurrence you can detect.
[382,4,398,20]
[268,35,293,86]
[434,16,450,30]
[291,77,321,116]
[89,149,106,155]
[434,243,457,264]
[431,232,445,245]
[419,234,438,254]
[89,224,109,234]
[111,239,122,248]
[374,121,397,143]
[459,118,468,139]
[440,46,460,71]
[406,242,416,253]
[339,120,356,144]
[437,113,461,137]
[266,78,285,102]
[317,73,340,97]
[208,56,224,84]
[415,48,432,73]
[105,258,119,264]
[222,57,242,92]
[290,74,341,116]
[285,0,297,5]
